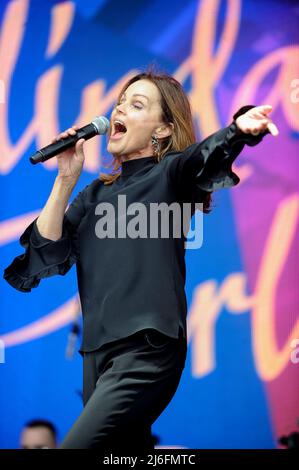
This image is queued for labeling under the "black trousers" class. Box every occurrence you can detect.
[59,327,187,450]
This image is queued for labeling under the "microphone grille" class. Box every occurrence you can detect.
[92,116,110,134]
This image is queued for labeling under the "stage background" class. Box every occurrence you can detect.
[0,0,298,449]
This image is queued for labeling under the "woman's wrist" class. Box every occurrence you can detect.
[55,174,78,192]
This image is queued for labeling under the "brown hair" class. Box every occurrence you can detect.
[100,67,212,212]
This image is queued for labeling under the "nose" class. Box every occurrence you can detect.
[115,101,126,114]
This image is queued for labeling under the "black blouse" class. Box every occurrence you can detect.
[3,106,269,354]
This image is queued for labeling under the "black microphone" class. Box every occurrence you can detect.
[29,116,110,164]
[65,320,81,360]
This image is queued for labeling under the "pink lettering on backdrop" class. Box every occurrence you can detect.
[1,0,298,442]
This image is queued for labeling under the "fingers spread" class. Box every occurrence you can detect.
[254,104,273,116]
[247,105,278,136]
[267,122,279,136]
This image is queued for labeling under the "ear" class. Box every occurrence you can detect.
[155,122,174,139]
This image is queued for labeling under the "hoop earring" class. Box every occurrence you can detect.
[151,135,160,156]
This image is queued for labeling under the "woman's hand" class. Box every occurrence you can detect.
[52,126,85,183]
[235,104,279,137]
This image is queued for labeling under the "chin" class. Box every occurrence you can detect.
[107,142,120,154]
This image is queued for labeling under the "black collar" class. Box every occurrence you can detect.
[121,156,157,176]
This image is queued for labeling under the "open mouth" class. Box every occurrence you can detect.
[111,120,127,139]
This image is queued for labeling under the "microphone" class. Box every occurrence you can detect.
[65,295,82,360]
[29,116,110,164]
[65,320,81,360]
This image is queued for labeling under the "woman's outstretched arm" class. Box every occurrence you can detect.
[167,104,279,193]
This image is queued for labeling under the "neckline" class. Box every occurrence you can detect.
[120,155,157,176]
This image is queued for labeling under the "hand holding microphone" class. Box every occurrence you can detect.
[29,116,110,181]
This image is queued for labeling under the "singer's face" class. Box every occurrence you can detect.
[107,79,169,161]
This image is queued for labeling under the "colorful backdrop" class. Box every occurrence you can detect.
[0,0,298,449]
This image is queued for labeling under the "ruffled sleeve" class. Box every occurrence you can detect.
[3,187,86,293]
[167,105,270,195]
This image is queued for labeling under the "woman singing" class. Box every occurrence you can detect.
[4,70,278,450]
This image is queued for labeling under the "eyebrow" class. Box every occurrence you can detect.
[121,92,149,101]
